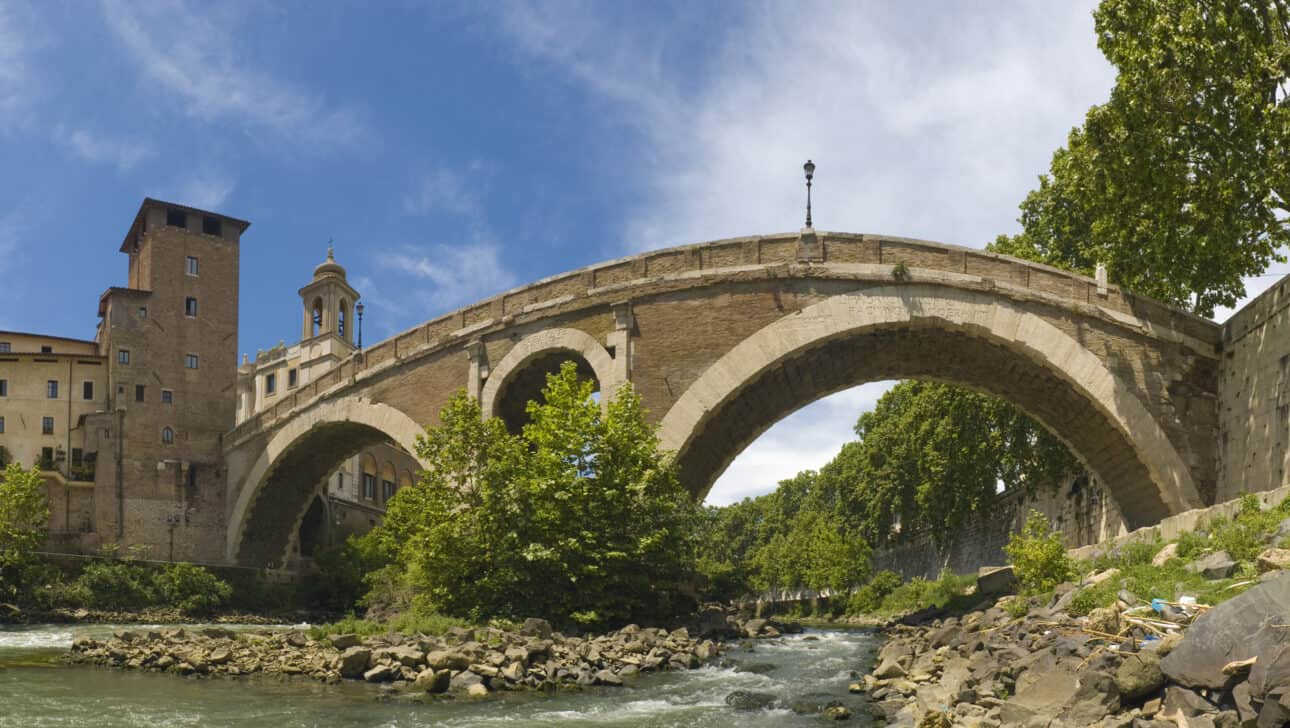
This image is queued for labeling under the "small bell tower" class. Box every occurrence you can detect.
[299,245,361,359]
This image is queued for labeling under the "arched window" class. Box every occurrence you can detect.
[161,426,174,445]
[338,300,348,338]
[311,298,324,337]
[400,469,413,492]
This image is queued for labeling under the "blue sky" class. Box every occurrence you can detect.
[3,1,1280,505]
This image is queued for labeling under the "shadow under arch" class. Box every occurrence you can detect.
[228,399,424,566]
[658,285,1203,528]
[481,328,617,433]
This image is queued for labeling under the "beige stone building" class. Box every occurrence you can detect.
[235,248,419,561]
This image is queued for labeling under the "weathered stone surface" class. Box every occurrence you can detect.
[1152,542,1180,566]
[1115,651,1165,700]
[329,633,360,650]
[1086,607,1120,635]
[977,566,1017,597]
[519,618,552,640]
[1161,573,1290,689]
[414,668,451,693]
[1256,547,1290,572]
[874,657,907,680]
[338,647,371,679]
[725,690,777,711]
[1085,568,1121,587]
[1186,551,1237,580]
[425,650,470,671]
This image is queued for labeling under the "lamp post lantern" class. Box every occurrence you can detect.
[803,159,815,228]
[355,302,365,350]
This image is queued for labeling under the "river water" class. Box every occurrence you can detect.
[0,624,879,727]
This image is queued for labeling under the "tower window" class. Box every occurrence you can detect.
[118,349,130,365]
[161,389,173,404]
[288,369,298,388]
[138,306,148,318]
[135,384,145,402]
[362,473,376,500]
[382,479,395,503]
[0,379,7,397]
[40,345,52,353]
[265,373,276,395]
[162,426,174,444]
[83,381,94,400]
[0,416,5,433]
[46,380,58,399]
[185,297,198,317]
[186,256,199,276]
[166,209,187,228]
[202,216,221,236]
[42,416,54,435]
[185,354,199,369]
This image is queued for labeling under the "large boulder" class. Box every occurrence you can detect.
[338,647,371,679]
[1161,573,1290,689]
[977,566,1018,597]
[519,618,553,640]
[725,690,777,711]
[1186,551,1237,580]
[1115,651,1165,700]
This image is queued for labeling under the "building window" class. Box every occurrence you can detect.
[40,345,52,353]
[185,297,198,317]
[288,369,298,388]
[185,354,199,369]
[161,389,173,404]
[362,473,376,500]
[185,256,199,276]
[265,373,276,395]
[382,479,395,503]
[46,380,58,399]
[40,447,53,468]
[138,306,148,318]
[42,417,54,435]
[71,448,83,467]
[0,342,8,352]
[118,349,130,365]
[0,379,6,397]
[187,465,198,489]
[202,216,221,236]
[135,384,145,402]
[83,381,93,400]
[166,208,187,228]
[0,416,5,433]
[162,426,174,444]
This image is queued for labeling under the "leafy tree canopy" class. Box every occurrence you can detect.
[376,362,700,627]
[994,0,1290,316]
[0,464,49,600]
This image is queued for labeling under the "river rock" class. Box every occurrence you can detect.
[1257,547,1290,572]
[450,670,484,691]
[519,618,552,640]
[1115,651,1164,699]
[725,690,777,711]
[415,668,451,693]
[874,657,907,680]
[425,649,470,671]
[1161,573,1290,689]
[363,664,395,682]
[1086,607,1120,635]
[823,704,852,721]
[1152,542,1180,566]
[338,647,371,679]
[329,633,360,650]
[1186,550,1237,580]
[1085,568,1121,587]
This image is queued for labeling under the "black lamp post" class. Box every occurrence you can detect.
[355,302,364,349]
[803,159,815,228]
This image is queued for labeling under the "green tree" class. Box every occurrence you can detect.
[995,0,1290,316]
[380,362,700,627]
[0,464,50,600]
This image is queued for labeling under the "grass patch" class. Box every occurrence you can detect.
[308,611,474,639]
[845,569,977,618]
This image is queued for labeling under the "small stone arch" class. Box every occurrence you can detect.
[227,398,425,564]
[658,285,1204,526]
[480,327,619,424]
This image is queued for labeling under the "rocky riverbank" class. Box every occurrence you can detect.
[66,609,803,699]
[857,571,1290,727]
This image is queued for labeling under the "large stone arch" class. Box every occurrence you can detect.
[227,398,424,565]
[480,327,619,425]
[658,285,1204,527]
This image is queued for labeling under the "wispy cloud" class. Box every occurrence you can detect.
[0,1,42,130]
[52,125,155,171]
[100,0,363,146]
[492,1,1114,253]
[403,167,480,217]
[168,170,235,211]
[373,239,518,317]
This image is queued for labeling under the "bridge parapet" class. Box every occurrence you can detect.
[225,231,1222,448]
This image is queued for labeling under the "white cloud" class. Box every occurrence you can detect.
[403,168,480,217]
[0,1,41,130]
[493,0,1114,253]
[52,125,155,171]
[373,238,519,317]
[100,0,363,146]
[169,170,235,211]
[705,381,896,506]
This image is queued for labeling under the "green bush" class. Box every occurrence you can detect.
[71,560,157,609]
[154,563,232,615]
[1005,511,1075,594]
[0,464,49,601]
[846,570,903,614]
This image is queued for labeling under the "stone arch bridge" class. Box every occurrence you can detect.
[222,231,1221,567]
